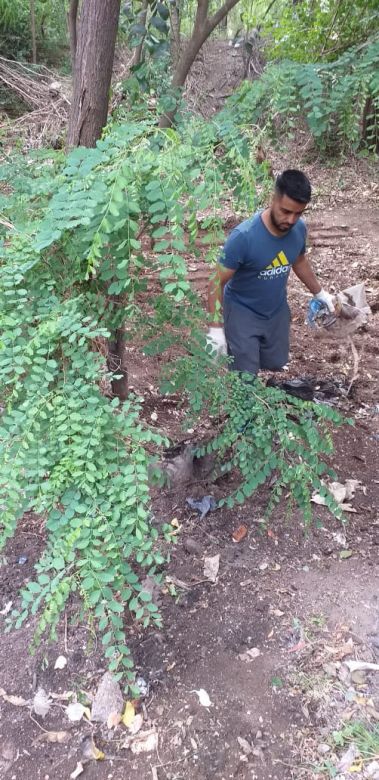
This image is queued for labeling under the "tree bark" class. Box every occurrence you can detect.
[29,0,37,64]
[159,0,241,129]
[67,0,79,69]
[67,0,121,148]
[132,0,148,67]
[170,0,182,71]
[362,96,378,152]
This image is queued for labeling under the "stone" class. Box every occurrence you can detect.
[91,672,123,723]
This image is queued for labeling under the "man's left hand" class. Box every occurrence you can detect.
[315,289,335,313]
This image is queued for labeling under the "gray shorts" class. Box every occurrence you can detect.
[223,297,291,375]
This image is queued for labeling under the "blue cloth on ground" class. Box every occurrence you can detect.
[186,496,217,520]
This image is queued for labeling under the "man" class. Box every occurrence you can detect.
[207,169,334,375]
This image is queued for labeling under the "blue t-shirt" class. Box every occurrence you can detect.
[220,212,307,318]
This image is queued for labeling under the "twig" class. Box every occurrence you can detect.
[64,611,68,653]
[29,712,51,733]
[346,337,360,396]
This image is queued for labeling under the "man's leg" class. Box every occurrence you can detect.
[260,304,291,371]
[223,298,262,375]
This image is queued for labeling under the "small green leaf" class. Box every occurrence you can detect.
[339,550,353,560]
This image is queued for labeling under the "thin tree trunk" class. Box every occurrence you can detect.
[29,0,37,64]
[132,0,148,66]
[362,95,378,152]
[170,0,181,70]
[67,0,121,148]
[67,0,79,69]
[159,0,241,129]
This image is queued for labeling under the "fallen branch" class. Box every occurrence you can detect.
[346,337,360,396]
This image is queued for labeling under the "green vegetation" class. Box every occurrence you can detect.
[0,0,376,689]
[223,38,379,154]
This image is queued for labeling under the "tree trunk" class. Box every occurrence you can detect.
[132,0,148,67]
[67,0,79,69]
[29,0,37,64]
[67,0,121,148]
[170,0,182,71]
[362,96,379,152]
[159,0,241,129]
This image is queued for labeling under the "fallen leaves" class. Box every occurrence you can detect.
[33,688,51,718]
[106,711,121,729]
[238,647,261,662]
[339,549,353,559]
[54,655,67,670]
[0,688,28,707]
[66,702,90,722]
[81,735,104,761]
[123,728,158,754]
[312,479,364,513]
[192,688,212,707]
[325,637,354,660]
[121,701,135,727]
[345,660,379,673]
[70,762,84,779]
[35,730,71,745]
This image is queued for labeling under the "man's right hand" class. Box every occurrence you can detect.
[206,327,227,357]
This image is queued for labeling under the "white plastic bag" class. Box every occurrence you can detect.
[316,283,371,340]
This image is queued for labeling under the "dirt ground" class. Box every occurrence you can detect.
[1,44,379,780]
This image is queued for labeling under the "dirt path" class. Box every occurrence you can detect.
[0,156,378,779]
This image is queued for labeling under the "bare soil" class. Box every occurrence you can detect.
[1,48,379,780]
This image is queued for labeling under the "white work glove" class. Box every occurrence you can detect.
[315,288,335,313]
[206,327,227,357]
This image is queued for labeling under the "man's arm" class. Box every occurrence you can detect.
[292,253,321,294]
[292,253,335,312]
[207,264,236,327]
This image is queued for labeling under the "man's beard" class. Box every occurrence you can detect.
[270,208,292,232]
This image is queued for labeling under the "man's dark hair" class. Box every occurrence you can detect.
[275,169,311,204]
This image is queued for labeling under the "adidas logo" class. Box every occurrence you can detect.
[258,251,290,279]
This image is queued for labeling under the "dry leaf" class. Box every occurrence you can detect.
[239,647,261,662]
[345,660,379,673]
[107,711,121,729]
[312,479,362,513]
[129,728,158,754]
[325,638,353,660]
[50,691,73,701]
[0,688,28,707]
[66,702,90,722]
[121,701,135,727]
[70,762,84,779]
[128,712,143,735]
[0,600,12,616]
[81,735,105,761]
[54,655,67,670]
[35,730,70,744]
[237,736,252,756]
[33,688,51,717]
[192,688,212,707]
[203,554,220,583]
[232,524,248,543]
[337,743,359,772]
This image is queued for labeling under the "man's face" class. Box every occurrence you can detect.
[270,193,308,233]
